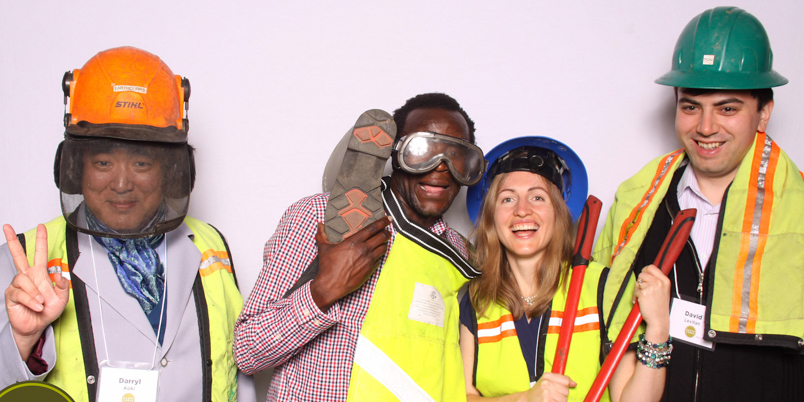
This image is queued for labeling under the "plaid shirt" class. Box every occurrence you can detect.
[234,192,468,402]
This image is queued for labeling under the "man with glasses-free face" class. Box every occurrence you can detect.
[594,7,804,401]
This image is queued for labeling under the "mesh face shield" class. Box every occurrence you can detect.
[57,138,192,238]
[393,132,486,186]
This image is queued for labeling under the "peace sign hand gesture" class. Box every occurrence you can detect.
[3,224,69,361]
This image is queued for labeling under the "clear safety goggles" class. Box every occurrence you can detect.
[394,132,486,186]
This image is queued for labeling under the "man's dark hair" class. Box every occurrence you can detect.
[676,87,774,111]
[393,93,476,144]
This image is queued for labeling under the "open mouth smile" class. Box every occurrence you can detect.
[418,181,449,197]
[510,222,539,237]
[696,140,724,150]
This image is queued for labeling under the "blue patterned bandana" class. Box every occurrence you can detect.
[86,208,165,315]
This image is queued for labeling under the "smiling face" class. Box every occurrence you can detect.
[390,108,471,228]
[82,147,165,233]
[675,89,773,186]
[492,172,556,263]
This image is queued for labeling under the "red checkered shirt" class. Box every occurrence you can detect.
[234,192,469,402]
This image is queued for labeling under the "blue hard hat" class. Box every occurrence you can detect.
[466,136,588,225]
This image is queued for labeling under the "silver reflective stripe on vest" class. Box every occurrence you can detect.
[738,135,773,333]
[353,334,436,402]
[198,254,230,271]
[47,265,71,281]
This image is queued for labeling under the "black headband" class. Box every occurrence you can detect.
[487,146,569,192]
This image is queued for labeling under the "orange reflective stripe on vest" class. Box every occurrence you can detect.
[477,314,517,344]
[730,133,778,333]
[547,306,599,334]
[47,258,71,288]
[612,149,684,265]
[198,249,232,277]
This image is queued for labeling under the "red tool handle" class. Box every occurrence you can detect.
[552,195,603,375]
[584,209,696,402]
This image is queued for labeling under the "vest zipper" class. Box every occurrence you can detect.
[687,241,704,299]
[684,234,705,402]
[663,199,705,297]
[692,243,703,402]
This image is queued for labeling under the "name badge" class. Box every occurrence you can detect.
[408,282,445,327]
[670,298,714,350]
[98,366,159,402]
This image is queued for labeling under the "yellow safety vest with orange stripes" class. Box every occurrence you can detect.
[22,215,242,402]
[594,133,804,349]
[473,262,610,402]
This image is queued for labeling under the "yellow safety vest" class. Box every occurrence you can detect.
[472,262,610,402]
[346,178,480,402]
[22,216,242,402]
[594,133,804,349]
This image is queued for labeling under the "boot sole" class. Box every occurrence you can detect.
[324,109,396,243]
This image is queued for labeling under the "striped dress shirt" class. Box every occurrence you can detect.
[676,166,720,270]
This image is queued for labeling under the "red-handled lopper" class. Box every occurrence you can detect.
[585,208,696,402]
[552,195,603,375]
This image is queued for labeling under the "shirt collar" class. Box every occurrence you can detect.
[428,217,449,236]
[677,163,716,208]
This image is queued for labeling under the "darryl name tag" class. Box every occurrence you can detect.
[98,366,159,402]
[408,282,445,327]
[670,298,714,350]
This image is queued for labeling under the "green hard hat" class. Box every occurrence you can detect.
[655,7,788,89]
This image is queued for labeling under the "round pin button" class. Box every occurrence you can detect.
[0,381,74,402]
[161,358,168,367]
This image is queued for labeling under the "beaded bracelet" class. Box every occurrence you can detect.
[636,333,673,369]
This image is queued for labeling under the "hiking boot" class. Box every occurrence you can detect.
[324,109,396,243]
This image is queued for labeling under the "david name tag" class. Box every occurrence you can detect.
[408,282,445,327]
[670,298,714,350]
[98,366,160,402]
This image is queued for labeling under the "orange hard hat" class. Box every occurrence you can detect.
[62,46,190,143]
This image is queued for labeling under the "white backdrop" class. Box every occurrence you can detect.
[2,1,803,396]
